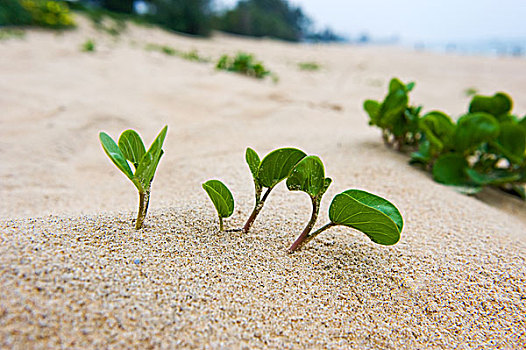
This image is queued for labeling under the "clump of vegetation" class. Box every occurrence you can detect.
[216,52,272,80]
[365,78,526,199]
[364,78,422,150]
[204,147,403,252]
[99,126,168,229]
[202,180,234,231]
[298,61,321,71]
[1,0,74,28]
[145,43,209,62]
[81,38,95,52]
[0,28,25,40]
[20,0,75,28]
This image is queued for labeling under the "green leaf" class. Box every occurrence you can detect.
[419,111,455,151]
[388,78,405,93]
[466,168,521,186]
[364,100,381,125]
[432,153,470,185]
[99,132,134,180]
[328,189,402,245]
[136,126,168,189]
[258,148,307,188]
[202,180,234,218]
[245,147,261,181]
[286,156,326,198]
[118,130,146,169]
[454,113,500,152]
[497,122,525,162]
[410,139,431,165]
[320,177,332,197]
[469,92,513,117]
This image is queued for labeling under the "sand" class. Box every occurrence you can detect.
[1,15,525,349]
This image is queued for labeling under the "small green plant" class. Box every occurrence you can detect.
[365,80,526,199]
[145,43,209,62]
[464,87,478,97]
[202,180,234,231]
[289,189,403,252]
[99,126,168,229]
[0,28,25,41]
[298,61,321,71]
[364,78,422,150]
[216,52,272,79]
[81,39,95,52]
[243,147,306,232]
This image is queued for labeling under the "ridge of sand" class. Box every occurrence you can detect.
[1,15,525,349]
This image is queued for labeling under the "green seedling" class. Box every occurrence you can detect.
[216,52,272,79]
[202,180,234,231]
[286,156,332,251]
[243,147,307,233]
[298,61,321,71]
[81,39,96,52]
[99,126,168,229]
[364,78,421,150]
[289,189,403,252]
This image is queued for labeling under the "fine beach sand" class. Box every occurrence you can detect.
[1,16,526,349]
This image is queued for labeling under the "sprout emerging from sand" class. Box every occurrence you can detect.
[202,180,234,231]
[288,189,403,252]
[99,126,167,229]
[243,147,306,233]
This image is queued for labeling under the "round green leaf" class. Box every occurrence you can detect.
[118,130,146,169]
[202,180,234,218]
[328,189,402,245]
[497,122,525,161]
[99,132,134,180]
[469,92,512,117]
[454,113,499,152]
[466,168,521,186]
[364,100,381,125]
[286,156,326,198]
[258,148,307,188]
[432,153,469,185]
[419,111,455,151]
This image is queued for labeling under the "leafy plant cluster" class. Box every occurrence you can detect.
[297,61,321,71]
[1,0,76,28]
[81,38,95,52]
[145,43,209,62]
[216,52,271,80]
[364,78,526,199]
[203,147,403,252]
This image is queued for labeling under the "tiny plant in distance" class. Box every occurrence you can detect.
[243,147,306,233]
[81,39,95,52]
[99,126,167,229]
[202,180,234,231]
[289,189,403,252]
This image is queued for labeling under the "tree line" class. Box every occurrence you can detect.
[80,0,343,42]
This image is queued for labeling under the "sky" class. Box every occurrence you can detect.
[218,0,526,43]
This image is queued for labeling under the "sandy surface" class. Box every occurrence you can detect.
[1,15,526,349]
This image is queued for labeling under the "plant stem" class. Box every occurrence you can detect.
[289,222,336,253]
[288,196,320,252]
[219,216,224,232]
[135,190,150,230]
[243,187,272,233]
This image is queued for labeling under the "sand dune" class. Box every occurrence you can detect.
[1,16,525,349]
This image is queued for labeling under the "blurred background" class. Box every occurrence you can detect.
[2,0,525,56]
